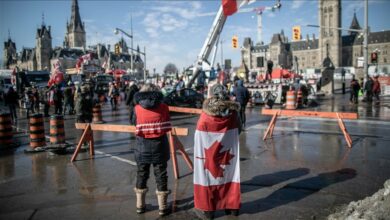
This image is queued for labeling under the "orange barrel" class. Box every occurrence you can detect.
[285,90,296,110]
[0,113,13,147]
[296,89,303,108]
[92,105,104,123]
[29,113,46,148]
[49,115,65,145]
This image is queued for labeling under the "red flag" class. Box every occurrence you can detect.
[194,112,241,211]
[81,53,91,62]
[222,0,254,16]
[222,0,239,16]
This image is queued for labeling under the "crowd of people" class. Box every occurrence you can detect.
[350,75,381,105]
[1,70,386,219]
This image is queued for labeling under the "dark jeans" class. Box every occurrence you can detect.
[43,103,50,117]
[110,96,118,110]
[366,91,373,102]
[239,104,246,126]
[373,92,380,102]
[8,104,17,122]
[76,115,92,123]
[136,162,168,191]
[55,102,63,115]
[64,101,74,115]
[350,92,358,104]
[26,104,34,118]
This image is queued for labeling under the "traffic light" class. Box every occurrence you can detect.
[292,26,301,41]
[115,43,120,55]
[232,35,238,49]
[371,52,378,63]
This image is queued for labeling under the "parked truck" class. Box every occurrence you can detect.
[14,70,50,96]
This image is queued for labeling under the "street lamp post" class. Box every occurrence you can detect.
[220,39,224,69]
[114,27,133,75]
[363,0,368,81]
[144,46,147,81]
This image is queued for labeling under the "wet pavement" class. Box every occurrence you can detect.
[1,93,390,220]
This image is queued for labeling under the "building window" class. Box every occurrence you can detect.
[385,58,387,63]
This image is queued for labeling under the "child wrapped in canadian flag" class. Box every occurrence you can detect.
[194,83,242,218]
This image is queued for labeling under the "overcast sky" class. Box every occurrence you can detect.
[1,0,390,73]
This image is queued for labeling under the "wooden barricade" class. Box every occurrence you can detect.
[262,109,358,148]
[168,106,202,114]
[71,123,193,179]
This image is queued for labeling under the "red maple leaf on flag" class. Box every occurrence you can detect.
[203,141,234,178]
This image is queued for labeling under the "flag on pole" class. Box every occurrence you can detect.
[81,53,91,64]
[194,112,241,211]
[222,0,254,16]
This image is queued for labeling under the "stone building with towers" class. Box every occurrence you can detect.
[3,0,85,71]
[241,0,390,76]
[3,0,145,75]
[4,22,52,71]
[63,0,86,49]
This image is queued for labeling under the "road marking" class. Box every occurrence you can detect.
[95,150,137,166]
[13,125,138,166]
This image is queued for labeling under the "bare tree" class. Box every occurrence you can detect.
[163,63,178,77]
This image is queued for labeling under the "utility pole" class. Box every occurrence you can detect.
[220,39,224,69]
[363,0,368,81]
[130,14,134,76]
[144,46,146,81]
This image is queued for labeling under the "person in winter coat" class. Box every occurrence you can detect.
[63,83,75,115]
[364,77,374,102]
[4,87,19,123]
[132,83,172,216]
[108,83,120,110]
[32,87,40,113]
[193,83,242,219]
[40,86,50,117]
[196,71,207,93]
[25,89,34,118]
[53,86,63,115]
[350,78,361,104]
[125,81,139,124]
[75,85,93,123]
[232,79,250,127]
[372,76,381,104]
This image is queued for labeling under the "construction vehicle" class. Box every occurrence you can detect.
[186,0,281,88]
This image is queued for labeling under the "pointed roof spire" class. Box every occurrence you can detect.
[69,0,84,31]
[42,12,45,26]
[349,10,362,35]
[8,29,11,39]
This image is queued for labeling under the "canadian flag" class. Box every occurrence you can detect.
[194,112,240,211]
[81,53,91,64]
[222,0,255,16]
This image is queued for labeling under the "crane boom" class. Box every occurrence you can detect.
[185,0,273,88]
[186,6,226,88]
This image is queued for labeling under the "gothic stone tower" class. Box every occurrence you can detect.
[36,24,52,70]
[318,0,341,68]
[64,0,86,48]
[3,37,17,69]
